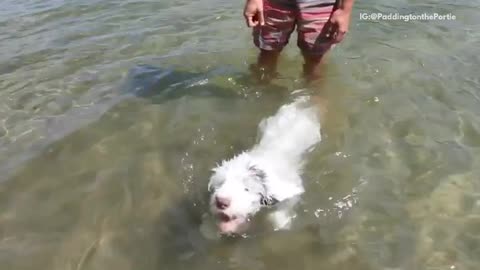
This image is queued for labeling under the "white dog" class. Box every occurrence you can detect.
[208,97,322,235]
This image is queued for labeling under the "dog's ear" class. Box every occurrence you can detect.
[248,165,278,206]
[248,165,266,180]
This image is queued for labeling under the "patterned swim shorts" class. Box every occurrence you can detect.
[253,0,338,56]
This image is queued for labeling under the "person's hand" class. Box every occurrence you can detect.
[329,8,352,43]
[244,0,265,27]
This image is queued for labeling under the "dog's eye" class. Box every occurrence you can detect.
[244,188,249,192]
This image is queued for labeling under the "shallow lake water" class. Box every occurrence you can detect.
[1,0,480,270]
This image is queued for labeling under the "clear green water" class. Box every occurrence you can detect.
[1,1,480,270]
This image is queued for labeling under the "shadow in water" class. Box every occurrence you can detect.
[120,64,293,104]
[121,64,239,99]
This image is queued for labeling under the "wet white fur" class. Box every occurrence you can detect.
[208,97,322,231]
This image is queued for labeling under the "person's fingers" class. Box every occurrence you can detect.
[334,31,346,43]
[325,22,336,39]
[330,14,338,24]
[244,15,251,27]
[243,10,250,26]
[245,15,257,27]
[258,10,265,26]
[251,15,260,27]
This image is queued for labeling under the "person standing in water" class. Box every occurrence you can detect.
[244,0,355,81]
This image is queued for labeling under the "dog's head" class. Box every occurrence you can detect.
[208,154,278,235]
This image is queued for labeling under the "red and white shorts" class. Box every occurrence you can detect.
[253,0,338,56]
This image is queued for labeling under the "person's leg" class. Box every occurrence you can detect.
[302,50,326,80]
[296,1,338,81]
[251,0,296,83]
[250,49,281,82]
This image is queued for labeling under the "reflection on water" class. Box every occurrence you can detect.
[1,0,480,270]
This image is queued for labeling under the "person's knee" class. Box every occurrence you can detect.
[257,49,282,71]
[301,51,326,80]
[301,50,324,65]
[260,49,282,59]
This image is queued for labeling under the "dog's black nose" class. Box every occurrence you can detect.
[215,196,231,209]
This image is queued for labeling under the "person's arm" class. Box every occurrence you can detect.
[341,0,355,13]
[330,0,356,43]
